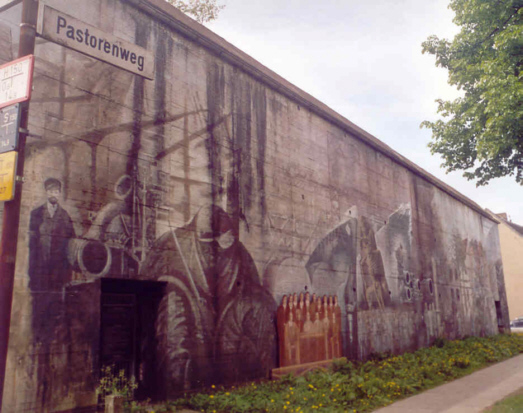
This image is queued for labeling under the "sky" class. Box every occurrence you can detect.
[206,0,523,224]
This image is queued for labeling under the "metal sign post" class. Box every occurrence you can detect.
[0,0,37,409]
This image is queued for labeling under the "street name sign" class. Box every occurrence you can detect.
[0,55,34,110]
[0,104,20,153]
[0,151,17,201]
[37,5,154,79]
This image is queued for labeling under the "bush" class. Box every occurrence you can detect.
[136,334,523,413]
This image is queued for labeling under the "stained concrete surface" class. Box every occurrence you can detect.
[0,0,511,411]
[374,354,523,413]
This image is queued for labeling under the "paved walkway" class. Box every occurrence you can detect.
[374,354,523,413]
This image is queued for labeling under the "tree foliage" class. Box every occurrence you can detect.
[165,0,225,23]
[421,0,523,185]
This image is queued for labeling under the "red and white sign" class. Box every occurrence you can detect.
[0,55,34,110]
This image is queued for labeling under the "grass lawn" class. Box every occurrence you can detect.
[484,388,523,412]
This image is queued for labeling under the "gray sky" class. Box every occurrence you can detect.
[207,0,523,224]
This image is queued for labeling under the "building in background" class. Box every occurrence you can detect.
[490,212,523,321]
[0,0,510,411]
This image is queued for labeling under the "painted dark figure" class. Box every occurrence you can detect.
[29,178,75,292]
[305,214,391,359]
[28,178,76,408]
[141,205,276,395]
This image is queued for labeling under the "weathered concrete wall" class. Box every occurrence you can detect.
[0,0,509,411]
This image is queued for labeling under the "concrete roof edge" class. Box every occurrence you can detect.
[124,0,496,223]
[484,210,502,224]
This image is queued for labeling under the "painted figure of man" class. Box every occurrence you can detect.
[28,178,75,291]
[141,205,276,395]
[27,178,75,408]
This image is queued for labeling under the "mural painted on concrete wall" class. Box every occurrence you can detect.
[21,43,279,403]
[140,205,276,392]
[375,204,412,303]
[305,213,394,311]
[69,173,158,279]
[21,89,504,406]
[1,8,507,412]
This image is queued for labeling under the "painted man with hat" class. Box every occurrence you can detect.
[28,178,75,292]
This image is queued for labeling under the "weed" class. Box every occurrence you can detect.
[96,365,138,406]
[132,334,523,413]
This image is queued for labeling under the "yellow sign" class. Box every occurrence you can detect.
[0,151,17,201]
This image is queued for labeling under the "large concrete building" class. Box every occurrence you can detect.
[0,0,510,411]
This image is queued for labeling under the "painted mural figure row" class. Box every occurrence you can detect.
[21,173,502,406]
[277,293,342,367]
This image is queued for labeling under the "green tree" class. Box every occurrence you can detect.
[165,0,224,23]
[421,0,523,185]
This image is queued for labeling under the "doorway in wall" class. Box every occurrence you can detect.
[494,300,505,333]
[100,278,165,401]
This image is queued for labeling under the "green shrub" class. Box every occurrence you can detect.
[137,334,523,413]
